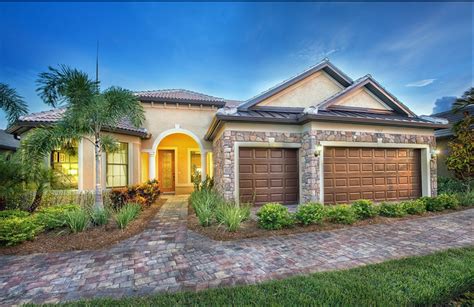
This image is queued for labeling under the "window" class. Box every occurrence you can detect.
[106,142,128,187]
[51,148,78,189]
[190,150,201,182]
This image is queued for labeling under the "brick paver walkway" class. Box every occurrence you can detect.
[1,196,473,305]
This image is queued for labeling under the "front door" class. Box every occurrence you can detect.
[158,150,175,193]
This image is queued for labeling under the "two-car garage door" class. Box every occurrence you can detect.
[238,146,422,205]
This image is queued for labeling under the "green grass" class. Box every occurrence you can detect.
[55,247,474,306]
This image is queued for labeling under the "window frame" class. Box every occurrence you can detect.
[106,142,129,188]
[50,147,79,189]
[188,148,202,184]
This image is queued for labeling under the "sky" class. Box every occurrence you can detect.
[0,2,473,128]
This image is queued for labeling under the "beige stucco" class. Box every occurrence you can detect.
[256,71,343,108]
[332,87,392,110]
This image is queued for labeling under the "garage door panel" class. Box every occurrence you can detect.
[239,148,299,205]
[324,147,421,204]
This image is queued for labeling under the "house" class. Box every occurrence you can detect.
[431,105,474,177]
[0,129,20,153]
[7,59,447,204]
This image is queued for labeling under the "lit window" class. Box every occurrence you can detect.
[106,143,128,188]
[190,150,201,182]
[51,148,78,189]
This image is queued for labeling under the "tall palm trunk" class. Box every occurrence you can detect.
[94,135,104,210]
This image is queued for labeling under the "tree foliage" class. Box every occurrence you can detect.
[446,112,474,186]
[452,87,474,113]
[23,65,145,209]
[0,83,28,125]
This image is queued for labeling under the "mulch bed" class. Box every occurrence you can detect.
[188,203,472,241]
[0,198,167,256]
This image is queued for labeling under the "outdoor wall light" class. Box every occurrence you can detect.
[314,144,323,157]
[431,148,440,159]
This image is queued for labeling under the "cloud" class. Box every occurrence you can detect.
[432,96,456,114]
[406,79,436,87]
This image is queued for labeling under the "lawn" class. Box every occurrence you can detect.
[58,247,474,306]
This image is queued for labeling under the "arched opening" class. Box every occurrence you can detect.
[151,132,212,195]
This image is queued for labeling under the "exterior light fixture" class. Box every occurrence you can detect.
[314,144,323,157]
[430,148,440,159]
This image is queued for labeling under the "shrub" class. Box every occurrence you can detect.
[325,204,357,224]
[295,202,325,225]
[456,191,474,207]
[0,216,42,246]
[215,202,249,232]
[401,199,427,215]
[437,176,469,194]
[35,204,80,229]
[190,189,221,226]
[378,202,407,217]
[257,203,294,230]
[351,200,377,219]
[110,180,160,209]
[115,203,141,229]
[426,194,459,211]
[65,209,89,233]
[0,209,30,219]
[90,208,110,226]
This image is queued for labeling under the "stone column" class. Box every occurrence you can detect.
[149,152,156,180]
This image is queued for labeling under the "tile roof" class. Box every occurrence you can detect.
[10,108,149,138]
[0,129,19,150]
[134,89,228,106]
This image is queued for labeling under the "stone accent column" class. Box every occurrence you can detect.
[301,130,320,203]
[149,152,156,180]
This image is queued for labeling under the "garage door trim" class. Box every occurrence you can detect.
[319,141,431,203]
[234,141,302,204]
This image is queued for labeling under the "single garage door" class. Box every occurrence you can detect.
[239,148,298,205]
[324,147,421,204]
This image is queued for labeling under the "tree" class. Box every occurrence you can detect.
[0,83,28,125]
[446,112,474,190]
[21,65,145,210]
[453,87,474,113]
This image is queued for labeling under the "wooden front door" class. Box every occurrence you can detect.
[158,150,175,193]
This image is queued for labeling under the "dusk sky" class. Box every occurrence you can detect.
[1,2,472,128]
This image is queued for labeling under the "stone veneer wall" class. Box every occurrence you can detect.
[213,129,437,203]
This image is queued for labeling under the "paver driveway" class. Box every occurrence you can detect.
[1,196,473,305]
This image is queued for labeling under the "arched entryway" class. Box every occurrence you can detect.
[147,128,212,194]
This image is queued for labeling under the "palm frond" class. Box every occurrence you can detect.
[102,87,145,128]
[36,65,97,108]
[0,83,28,125]
[453,87,474,113]
[101,134,119,153]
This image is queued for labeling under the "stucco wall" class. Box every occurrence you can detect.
[213,124,437,204]
[256,71,343,108]
[333,87,391,110]
[436,138,453,178]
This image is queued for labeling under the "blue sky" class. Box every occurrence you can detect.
[0,2,472,128]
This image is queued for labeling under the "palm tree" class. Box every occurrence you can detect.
[0,83,28,125]
[453,87,474,113]
[21,65,145,210]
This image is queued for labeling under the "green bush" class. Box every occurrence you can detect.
[257,203,294,230]
[456,191,474,207]
[437,176,469,194]
[426,194,459,211]
[325,204,357,224]
[401,199,427,215]
[0,209,30,219]
[0,216,43,246]
[115,203,141,229]
[65,209,89,233]
[378,202,407,217]
[90,208,110,226]
[35,204,80,229]
[190,189,221,226]
[215,202,250,232]
[351,200,377,219]
[295,202,325,225]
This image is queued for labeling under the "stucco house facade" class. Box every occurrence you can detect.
[8,59,446,204]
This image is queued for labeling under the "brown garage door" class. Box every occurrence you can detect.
[324,147,421,204]
[239,148,298,205]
